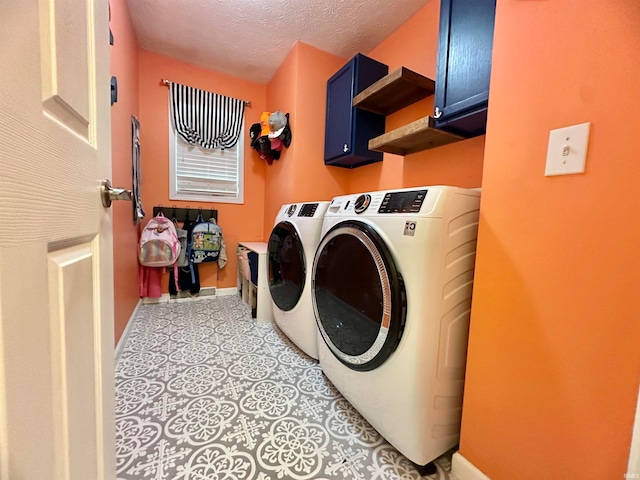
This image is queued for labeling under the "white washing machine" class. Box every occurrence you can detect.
[311,186,480,469]
[267,201,329,359]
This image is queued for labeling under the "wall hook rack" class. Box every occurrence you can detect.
[152,205,218,223]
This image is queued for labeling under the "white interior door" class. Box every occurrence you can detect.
[0,1,115,479]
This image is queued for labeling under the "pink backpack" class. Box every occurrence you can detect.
[139,213,180,267]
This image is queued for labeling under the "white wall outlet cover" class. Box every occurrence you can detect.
[544,122,590,176]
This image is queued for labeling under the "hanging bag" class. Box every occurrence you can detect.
[186,213,223,284]
[189,214,223,265]
[139,212,181,292]
[139,212,181,267]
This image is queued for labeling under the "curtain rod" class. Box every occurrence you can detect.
[160,79,251,108]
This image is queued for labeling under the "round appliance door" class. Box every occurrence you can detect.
[312,221,406,371]
[268,221,306,312]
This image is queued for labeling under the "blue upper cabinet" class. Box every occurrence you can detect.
[324,54,388,168]
[434,0,496,137]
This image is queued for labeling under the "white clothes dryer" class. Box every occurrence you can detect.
[312,186,480,469]
[267,201,329,359]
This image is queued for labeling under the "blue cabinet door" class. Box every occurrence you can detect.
[324,62,355,161]
[324,54,388,168]
[434,0,496,137]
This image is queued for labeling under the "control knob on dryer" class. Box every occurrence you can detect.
[354,194,371,214]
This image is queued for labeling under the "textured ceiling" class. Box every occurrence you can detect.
[127,0,431,84]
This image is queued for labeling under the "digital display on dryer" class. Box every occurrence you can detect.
[298,203,318,217]
[378,190,427,213]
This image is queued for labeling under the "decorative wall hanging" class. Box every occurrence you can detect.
[169,82,245,150]
[131,115,144,223]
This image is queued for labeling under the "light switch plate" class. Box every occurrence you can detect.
[544,122,590,176]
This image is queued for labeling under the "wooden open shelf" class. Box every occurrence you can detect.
[368,116,463,156]
[350,66,464,155]
[353,67,436,116]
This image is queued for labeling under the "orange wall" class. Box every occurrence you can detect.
[263,42,348,237]
[262,3,485,235]
[137,50,268,291]
[293,43,350,202]
[263,44,300,236]
[110,0,141,345]
[349,0,485,194]
[460,1,640,479]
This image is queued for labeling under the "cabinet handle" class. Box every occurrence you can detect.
[343,144,349,153]
[434,107,442,119]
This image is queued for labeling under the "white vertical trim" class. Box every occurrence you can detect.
[114,300,142,364]
[452,452,492,480]
[628,379,640,477]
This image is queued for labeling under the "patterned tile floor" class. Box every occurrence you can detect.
[115,295,454,480]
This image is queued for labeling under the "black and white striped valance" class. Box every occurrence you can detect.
[170,82,245,150]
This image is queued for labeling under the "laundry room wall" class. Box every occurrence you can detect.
[262,44,299,236]
[261,1,488,236]
[263,41,349,237]
[459,1,640,479]
[260,2,486,202]
[110,0,142,345]
[349,0,486,194]
[137,50,268,292]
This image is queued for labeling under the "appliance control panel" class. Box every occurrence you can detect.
[378,190,428,214]
[353,194,371,214]
[298,203,319,217]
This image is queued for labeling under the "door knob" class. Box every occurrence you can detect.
[101,179,132,208]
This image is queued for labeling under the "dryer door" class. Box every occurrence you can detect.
[312,221,406,371]
[268,221,306,311]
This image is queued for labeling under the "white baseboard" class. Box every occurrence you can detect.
[628,380,640,477]
[452,452,492,480]
[216,287,238,296]
[142,293,171,304]
[114,299,142,364]
[140,286,237,305]
[141,286,224,305]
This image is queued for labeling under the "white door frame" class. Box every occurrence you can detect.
[629,379,640,476]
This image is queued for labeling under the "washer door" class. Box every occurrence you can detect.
[312,221,406,371]
[268,221,306,311]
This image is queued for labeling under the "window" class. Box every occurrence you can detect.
[168,107,244,204]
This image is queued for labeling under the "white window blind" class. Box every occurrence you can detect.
[169,113,244,204]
